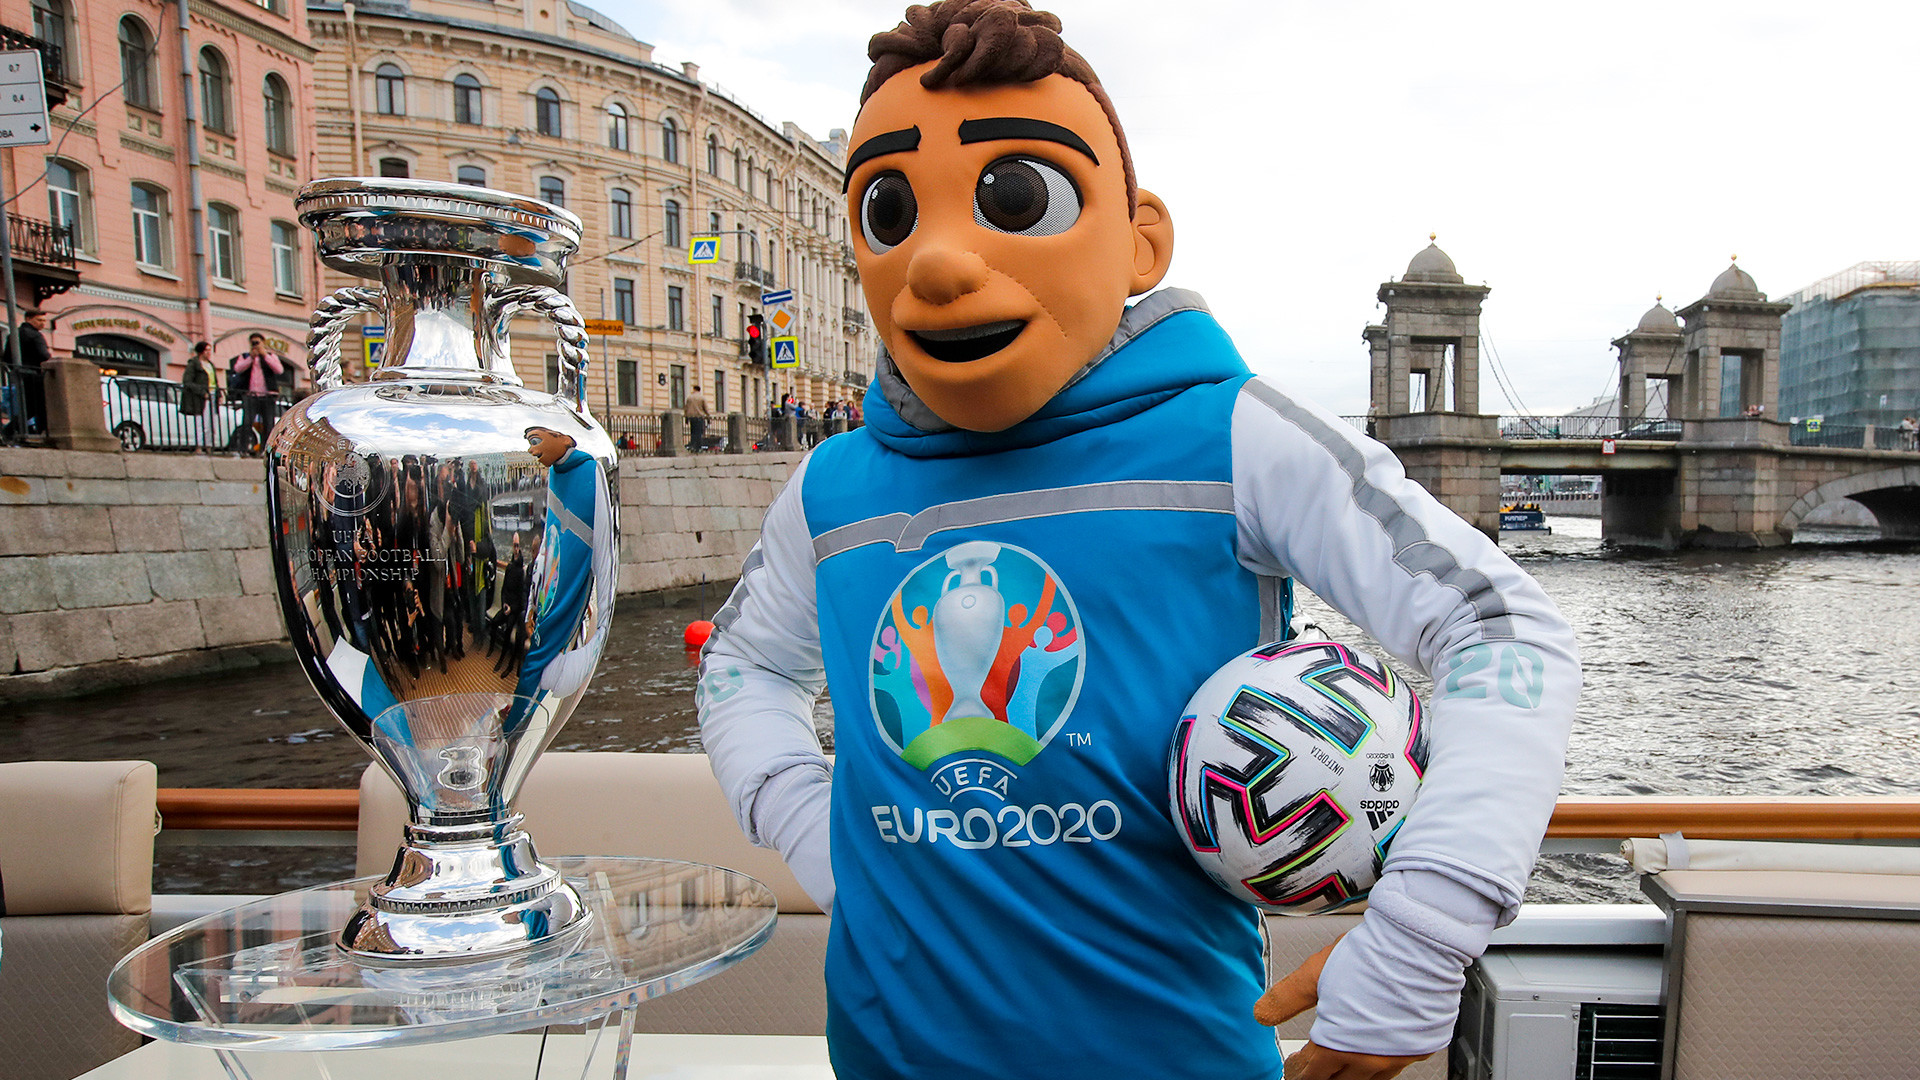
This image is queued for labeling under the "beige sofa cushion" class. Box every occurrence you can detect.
[0,760,155,916]
[357,752,819,913]
[0,912,148,1080]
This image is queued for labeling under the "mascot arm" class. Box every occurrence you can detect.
[698,457,835,908]
[1230,380,1581,1057]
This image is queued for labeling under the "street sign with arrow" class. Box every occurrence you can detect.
[0,51,50,147]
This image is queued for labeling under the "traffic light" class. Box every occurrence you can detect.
[746,313,766,364]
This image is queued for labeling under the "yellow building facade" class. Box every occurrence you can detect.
[305,0,875,433]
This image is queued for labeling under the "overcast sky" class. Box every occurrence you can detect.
[605,0,1920,416]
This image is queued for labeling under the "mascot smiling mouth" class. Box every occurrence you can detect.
[907,320,1028,362]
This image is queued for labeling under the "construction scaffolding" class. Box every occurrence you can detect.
[1778,262,1920,428]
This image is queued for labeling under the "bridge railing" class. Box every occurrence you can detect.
[1790,421,1867,449]
[1499,414,1648,440]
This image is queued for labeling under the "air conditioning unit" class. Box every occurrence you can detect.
[1450,949,1664,1080]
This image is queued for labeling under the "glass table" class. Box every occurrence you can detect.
[109,857,778,1079]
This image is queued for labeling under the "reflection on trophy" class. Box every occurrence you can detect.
[265,178,618,964]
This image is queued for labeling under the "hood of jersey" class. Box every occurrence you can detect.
[861,288,1250,458]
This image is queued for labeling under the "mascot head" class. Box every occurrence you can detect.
[849,0,1174,432]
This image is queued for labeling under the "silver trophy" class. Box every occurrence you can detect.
[265,178,618,964]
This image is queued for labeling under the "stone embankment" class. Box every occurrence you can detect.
[0,447,801,701]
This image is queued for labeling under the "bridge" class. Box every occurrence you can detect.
[1358,243,1920,548]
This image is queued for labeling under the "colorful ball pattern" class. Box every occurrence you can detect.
[1168,640,1428,914]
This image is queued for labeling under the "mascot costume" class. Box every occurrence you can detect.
[698,4,1580,1078]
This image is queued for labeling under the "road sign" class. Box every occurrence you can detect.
[771,336,798,368]
[1601,438,1616,455]
[583,318,625,336]
[0,51,50,147]
[688,236,719,264]
[362,326,386,370]
[761,288,796,341]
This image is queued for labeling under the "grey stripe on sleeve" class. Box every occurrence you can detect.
[709,545,765,635]
[812,479,1236,561]
[1240,380,1515,639]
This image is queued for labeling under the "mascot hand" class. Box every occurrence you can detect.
[1254,938,1432,1080]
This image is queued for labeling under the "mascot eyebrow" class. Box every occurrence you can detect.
[844,126,922,190]
[842,117,1098,192]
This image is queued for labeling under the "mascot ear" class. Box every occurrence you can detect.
[1128,188,1175,297]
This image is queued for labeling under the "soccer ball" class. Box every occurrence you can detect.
[1168,640,1428,914]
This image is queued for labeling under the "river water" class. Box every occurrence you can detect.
[5,517,1917,902]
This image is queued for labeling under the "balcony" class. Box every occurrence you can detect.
[842,307,867,331]
[0,25,70,108]
[8,213,78,298]
[733,261,775,289]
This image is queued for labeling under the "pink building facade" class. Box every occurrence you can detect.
[0,0,316,388]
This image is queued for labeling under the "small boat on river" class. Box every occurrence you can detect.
[1500,502,1551,532]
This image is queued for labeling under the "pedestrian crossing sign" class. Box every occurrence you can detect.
[689,236,719,264]
[772,336,798,368]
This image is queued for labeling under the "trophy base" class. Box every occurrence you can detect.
[340,820,594,965]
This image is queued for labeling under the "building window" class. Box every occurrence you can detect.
[263,74,293,156]
[606,102,629,150]
[748,230,759,269]
[271,220,299,294]
[663,198,681,249]
[544,353,560,395]
[746,157,756,199]
[374,63,405,116]
[198,47,232,133]
[535,86,561,137]
[617,359,637,407]
[119,17,156,112]
[31,0,67,59]
[378,157,409,178]
[660,116,679,163]
[670,363,686,408]
[130,183,169,268]
[711,294,725,336]
[456,164,486,186]
[666,285,684,332]
[765,169,776,205]
[607,187,632,238]
[613,277,635,325]
[707,133,720,176]
[714,370,725,413]
[453,74,482,125]
[539,176,564,207]
[46,158,88,256]
[207,203,240,284]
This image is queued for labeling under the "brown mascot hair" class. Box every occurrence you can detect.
[861,0,1138,215]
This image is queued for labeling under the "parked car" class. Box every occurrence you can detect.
[1606,418,1683,441]
[101,374,247,452]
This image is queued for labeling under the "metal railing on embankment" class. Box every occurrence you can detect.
[152,787,1920,853]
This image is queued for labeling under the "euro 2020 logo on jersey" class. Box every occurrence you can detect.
[871,541,1085,799]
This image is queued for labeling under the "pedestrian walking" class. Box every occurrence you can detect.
[685,383,710,452]
[180,341,217,451]
[15,308,51,441]
[1900,415,1917,451]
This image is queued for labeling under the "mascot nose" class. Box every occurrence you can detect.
[906,246,989,306]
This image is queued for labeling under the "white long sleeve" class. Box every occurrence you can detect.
[696,456,836,910]
[1230,378,1581,1055]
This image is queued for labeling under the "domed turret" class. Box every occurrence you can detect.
[1635,298,1681,335]
[1707,260,1762,300]
[1404,238,1464,284]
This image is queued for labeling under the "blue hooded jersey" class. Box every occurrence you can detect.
[801,305,1284,1080]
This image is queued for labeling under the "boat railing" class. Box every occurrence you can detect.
[153,788,1920,850]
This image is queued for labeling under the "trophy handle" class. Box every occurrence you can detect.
[492,285,591,415]
[306,286,384,392]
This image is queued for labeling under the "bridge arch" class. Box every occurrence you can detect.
[1780,465,1920,541]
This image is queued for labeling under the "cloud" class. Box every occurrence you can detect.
[593,0,1920,414]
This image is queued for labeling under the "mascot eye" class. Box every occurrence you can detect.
[973,157,1080,237]
[860,172,918,254]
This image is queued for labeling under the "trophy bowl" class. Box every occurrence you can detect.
[266,178,617,964]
